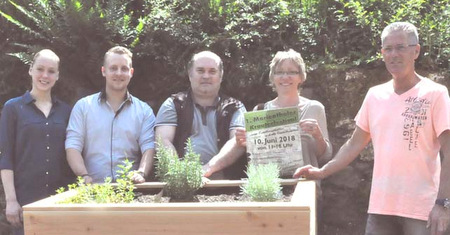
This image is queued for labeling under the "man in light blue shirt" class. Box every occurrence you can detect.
[66,46,155,184]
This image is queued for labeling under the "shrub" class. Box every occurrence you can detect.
[155,138,203,201]
[241,163,282,202]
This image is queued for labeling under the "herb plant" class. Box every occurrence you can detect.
[56,159,136,204]
[156,138,203,201]
[241,163,282,202]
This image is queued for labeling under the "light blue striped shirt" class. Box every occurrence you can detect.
[65,92,155,183]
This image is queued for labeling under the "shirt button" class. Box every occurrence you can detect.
[46,172,49,175]
[46,184,48,187]
[46,159,49,162]
[45,122,49,125]
[46,134,50,137]
[47,146,50,150]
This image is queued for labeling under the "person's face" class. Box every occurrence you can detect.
[102,53,133,93]
[29,55,59,93]
[189,56,222,97]
[272,59,303,95]
[381,31,419,80]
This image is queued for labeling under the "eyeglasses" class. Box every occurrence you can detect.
[274,71,300,76]
[382,44,417,54]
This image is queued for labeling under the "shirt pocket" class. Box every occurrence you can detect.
[52,117,68,139]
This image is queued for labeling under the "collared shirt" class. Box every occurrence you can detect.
[65,91,155,183]
[0,91,73,205]
[155,96,246,165]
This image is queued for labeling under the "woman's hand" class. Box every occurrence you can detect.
[235,127,247,147]
[5,199,22,228]
[300,119,323,139]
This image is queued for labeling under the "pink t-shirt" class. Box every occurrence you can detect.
[355,77,450,221]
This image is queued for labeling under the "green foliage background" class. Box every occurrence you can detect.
[0,0,448,109]
[0,1,448,233]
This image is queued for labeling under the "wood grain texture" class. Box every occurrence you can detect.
[24,180,316,235]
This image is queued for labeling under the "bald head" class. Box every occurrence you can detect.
[187,51,223,78]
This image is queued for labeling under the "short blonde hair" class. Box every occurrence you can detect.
[103,46,133,67]
[269,49,306,86]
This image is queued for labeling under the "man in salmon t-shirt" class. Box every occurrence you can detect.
[294,22,450,235]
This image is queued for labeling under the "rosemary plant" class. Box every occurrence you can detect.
[155,138,203,200]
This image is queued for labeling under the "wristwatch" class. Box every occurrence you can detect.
[435,198,450,209]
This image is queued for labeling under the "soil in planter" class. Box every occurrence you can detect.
[133,185,295,203]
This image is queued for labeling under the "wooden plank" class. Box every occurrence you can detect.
[25,209,310,235]
[23,180,316,235]
[134,178,301,189]
[292,180,316,235]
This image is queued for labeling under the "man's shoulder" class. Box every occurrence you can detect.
[170,90,189,97]
[419,77,448,92]
[169,91,189,104]
[75,92,101,105]
[129,94,152,110]
[219,93,244,109]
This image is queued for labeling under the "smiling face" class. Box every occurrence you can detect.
[29,52,59,93]
[271,59,303,95]
[189,55,222,98]
[381,30,420,81]
[102,53,133,93]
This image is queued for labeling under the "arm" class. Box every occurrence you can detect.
[234,127,247,147]
[155,125,178,155]
[300,119,328,158]
[203,129,246,177]
[300,101,333,164]
[428,130,450,235]
[154,98,179,156]
[132,148,155,183]
[132,105,156,183]
[1,170,22,227]
[66,148,92,184]
[65,100,91,182]
[0,102,22,227]
[293,126,371,179]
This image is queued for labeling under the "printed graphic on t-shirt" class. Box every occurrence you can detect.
[401,96,430,150]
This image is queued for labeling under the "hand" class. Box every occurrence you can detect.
[131,171,146,184]
[5,200,22,228]
[428,204,450,235]
[293,165,326,180]
[82,175,93,184]
[201,176,210,186]
[235,127,247,147]
[300,119,323,139]
[202,164,213,178]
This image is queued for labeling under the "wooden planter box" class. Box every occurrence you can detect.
[24,179,316,235]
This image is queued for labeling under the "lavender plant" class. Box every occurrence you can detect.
[241,163,282,202]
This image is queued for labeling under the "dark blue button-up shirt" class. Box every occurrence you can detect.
[0,91,74,205]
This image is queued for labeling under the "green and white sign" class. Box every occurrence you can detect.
[244,107,303,177]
